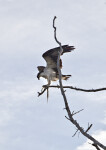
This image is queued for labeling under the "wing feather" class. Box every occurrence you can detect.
[42,45,75,70]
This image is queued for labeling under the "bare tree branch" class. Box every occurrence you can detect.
[92,143,101,150]
[38,84,106,97]
[43,85,106,92]
[38,88,47,97]
[89,142,101,150]
[53,16,106,150]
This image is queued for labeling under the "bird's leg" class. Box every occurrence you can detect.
[41,86,44,92]
[43,79,51,88]
[42,80,51,91]
[47,79,51,86]
[42,79,51,92]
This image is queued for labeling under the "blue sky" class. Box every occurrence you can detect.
[0,0,106,150]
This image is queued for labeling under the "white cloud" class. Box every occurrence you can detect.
[101,111,106,125]
[77,130,106,150]
[0,79,38,102]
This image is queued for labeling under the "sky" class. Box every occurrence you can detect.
[0,0,106,150]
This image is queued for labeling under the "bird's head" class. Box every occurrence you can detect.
[37,66,45,80]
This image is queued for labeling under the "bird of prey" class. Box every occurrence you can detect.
[37,45,75,85]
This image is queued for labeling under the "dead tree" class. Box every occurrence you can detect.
[38,16,106,150]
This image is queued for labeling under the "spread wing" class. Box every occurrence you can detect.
[42,45,75,71]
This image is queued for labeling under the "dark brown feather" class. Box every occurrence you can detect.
[42,45,75,71]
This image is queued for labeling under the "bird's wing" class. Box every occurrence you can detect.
[42,45,75,71]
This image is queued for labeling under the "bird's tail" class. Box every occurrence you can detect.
[62,45,75,54]
[62,75,71,80]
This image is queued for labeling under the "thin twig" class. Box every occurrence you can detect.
[38,88,47,97]
[38,87,48,97]
[72,129,79,137]
[85,123,93,133]
[72,109,84,116]
[65,116,70,121]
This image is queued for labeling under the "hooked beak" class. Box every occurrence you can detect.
[37,73,40,80]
